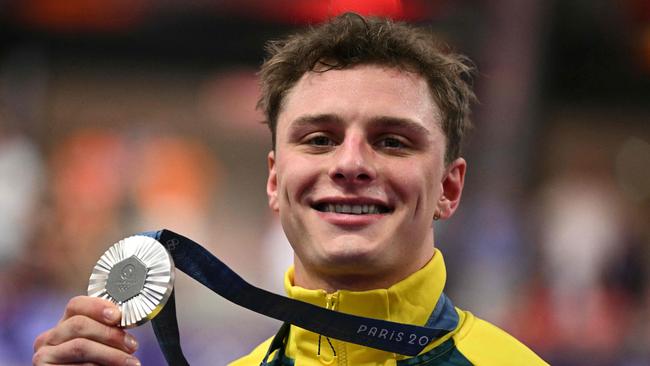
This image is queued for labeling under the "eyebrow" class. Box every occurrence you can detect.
[367,116,432,137]
[289,114,432,137]
[289,114,344,129]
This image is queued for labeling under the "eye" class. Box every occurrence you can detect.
[306,134,336,147]
[376,136,407,149]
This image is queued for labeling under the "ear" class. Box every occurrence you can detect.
[437,158,466,220]
[266,150,280,212]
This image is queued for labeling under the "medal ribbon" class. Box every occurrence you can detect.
[142,229,458,365]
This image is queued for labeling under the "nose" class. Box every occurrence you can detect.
[328,134,377,185]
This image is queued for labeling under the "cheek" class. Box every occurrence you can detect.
[415,176,438,204]
[391,166,440,209]
[276,157,320,206]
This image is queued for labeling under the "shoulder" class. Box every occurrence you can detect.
[452,310,549,366]
[228,337,274,366]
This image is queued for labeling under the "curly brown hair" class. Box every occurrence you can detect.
[258,12,476,163]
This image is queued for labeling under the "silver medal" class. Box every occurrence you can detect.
[88,235,174,328]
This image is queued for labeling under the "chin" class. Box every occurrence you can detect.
[316,240,387,271]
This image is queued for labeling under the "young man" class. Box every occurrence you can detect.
[232,13,547,365]
[33,13,548,366]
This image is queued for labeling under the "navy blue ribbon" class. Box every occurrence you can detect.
[141,229,458,364]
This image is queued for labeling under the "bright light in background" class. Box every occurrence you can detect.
[255,0,435,23]
[8,0,436,32]
[331,0,403,14]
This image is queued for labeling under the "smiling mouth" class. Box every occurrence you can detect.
[313,203,392,215]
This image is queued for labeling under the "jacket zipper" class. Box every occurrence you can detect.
[321,293,347,365]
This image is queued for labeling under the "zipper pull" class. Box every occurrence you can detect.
[318,293,339,364]
[326,292,339,310]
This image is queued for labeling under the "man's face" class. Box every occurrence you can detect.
[267,64,465,290]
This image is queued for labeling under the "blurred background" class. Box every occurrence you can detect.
[0,0,649,365]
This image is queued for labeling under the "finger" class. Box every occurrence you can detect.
[33,339,140,366]
[46,315,138,353]
[34,329,52,352]
[60,296,121,326]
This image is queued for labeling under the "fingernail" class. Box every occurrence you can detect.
[124,333,138,351]
[103,307,119,322]
[125,356,141,366]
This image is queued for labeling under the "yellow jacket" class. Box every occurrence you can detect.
[230,250,548,366]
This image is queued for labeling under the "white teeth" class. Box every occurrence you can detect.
[320,203,385,214]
